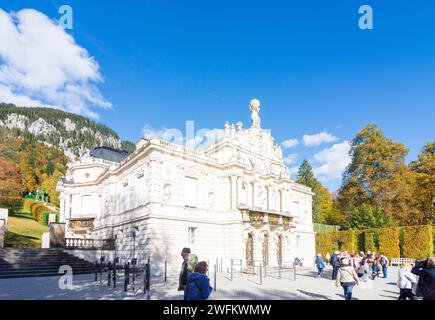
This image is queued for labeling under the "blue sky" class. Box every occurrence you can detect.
[0,1,434,191]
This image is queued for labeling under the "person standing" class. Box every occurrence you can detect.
[336,258,360,300]
[397,262,417,300]
[331,251,341,280]
[380,255,389,278]
[178,248,198,291]
[315,254,326,278]
[411,257,435,301]
[184,261,213,300]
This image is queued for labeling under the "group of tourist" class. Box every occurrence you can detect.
[316,251,435,301]
[178,247,213,301]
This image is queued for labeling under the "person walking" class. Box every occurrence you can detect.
[411,257,435,301]
[178,248,198,291]
[315,254,326,278]
[184,261,213,300]
[397,262,417,300]
[380,255,389,278]
[331,251,341,280]
[336,258,360,300]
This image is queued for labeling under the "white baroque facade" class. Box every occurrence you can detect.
[57,100,316,273]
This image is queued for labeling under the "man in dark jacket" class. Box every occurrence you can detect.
[331,251,341,280]
[411,257,435,300]
[178,248,191,291]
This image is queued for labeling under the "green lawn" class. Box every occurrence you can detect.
[4,216,49,248]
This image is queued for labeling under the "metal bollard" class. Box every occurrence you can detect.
[279,264,281,280]
[220,258,223,273]
[294,264,296,281]
[124,263,130,292]
[260,265,263,285]
[264,263,267,278]
[94,261,98,282]
[214,264,217,292]
[164,261,167,283]
[231,260,233,281]
[108,262,112,286]
[144,260,151,300]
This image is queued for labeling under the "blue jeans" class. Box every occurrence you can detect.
[317,267,324,277]
[342,285,354,300]
[382,266,387,278]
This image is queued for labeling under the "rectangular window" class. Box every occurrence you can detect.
[188,227,197,245]
[185,176,198,208]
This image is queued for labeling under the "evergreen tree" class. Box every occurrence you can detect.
[296,160,334,224]
[345,204,393,230]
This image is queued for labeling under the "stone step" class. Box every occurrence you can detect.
[0,249,97,279]
[0,270,95,279]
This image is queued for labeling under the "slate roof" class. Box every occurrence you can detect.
[89,147,129,163]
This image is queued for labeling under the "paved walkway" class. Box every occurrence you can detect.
[0,266,401,300]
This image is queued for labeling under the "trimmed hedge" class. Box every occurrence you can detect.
[23,199,58,225]
[378,227,400,259]
[316,225,433,259]
[402,225,433,259]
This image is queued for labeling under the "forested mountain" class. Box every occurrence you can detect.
[0,103,135,158]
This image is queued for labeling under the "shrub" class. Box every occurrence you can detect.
[315,232,337,257]
[364,231,377,252]
[25,199,57,225]
[378,227,400,259]
[337,230,355,253]
[402,225,433,259]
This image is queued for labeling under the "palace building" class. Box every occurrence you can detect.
[57,100,316,273]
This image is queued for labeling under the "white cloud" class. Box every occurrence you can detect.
[0,9,110,118]
[303,132,339,147]
[313,141,351,182]
[282,138,299,149]
[283,153,298,165]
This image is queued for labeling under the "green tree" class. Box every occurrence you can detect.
[296,160,334,223]
[346,204,393,230]
[337,124,410,224]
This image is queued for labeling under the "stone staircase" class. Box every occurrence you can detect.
[0,248,96,279]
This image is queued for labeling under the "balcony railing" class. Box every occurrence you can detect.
[65,238,115,250]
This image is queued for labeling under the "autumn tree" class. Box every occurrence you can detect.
[0,159,24,212]
[337,124,412,225]
[409,142,435,224]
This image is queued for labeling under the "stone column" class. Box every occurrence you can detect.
[252,230,262,263]
[269,231,279,266]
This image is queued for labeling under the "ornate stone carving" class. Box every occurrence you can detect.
[250,99,261,128]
